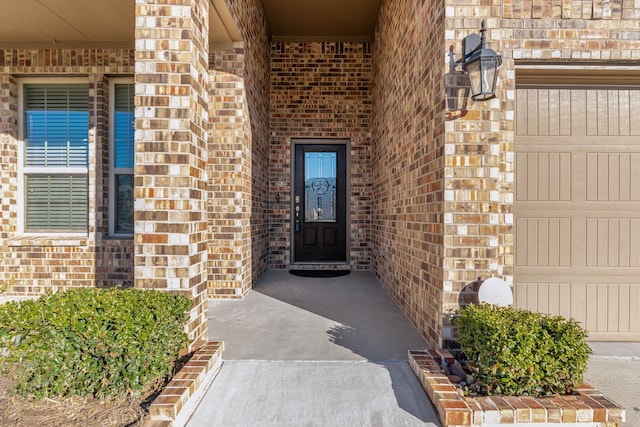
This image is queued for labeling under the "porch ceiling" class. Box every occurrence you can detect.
[261,0,381,42]
[0,0,380,49]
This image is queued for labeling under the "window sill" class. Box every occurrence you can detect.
[7,235,89,247]
[105,234,134,240]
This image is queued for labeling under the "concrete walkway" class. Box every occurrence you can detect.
[185,270,640,426]
[186,270,441,427]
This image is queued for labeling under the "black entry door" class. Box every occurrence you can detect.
[293,144,347,262]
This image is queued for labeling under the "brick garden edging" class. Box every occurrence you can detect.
[148,341,224,427]
[409,350,625,427]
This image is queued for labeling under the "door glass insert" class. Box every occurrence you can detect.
[304,152,337,222]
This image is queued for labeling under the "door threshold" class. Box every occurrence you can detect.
[289,263,351,270]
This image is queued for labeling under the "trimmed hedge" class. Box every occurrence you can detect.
[456,303,591,397]
[0,288,191,399]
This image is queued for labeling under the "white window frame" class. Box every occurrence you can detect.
[17,78,90,236]
[108,78,135,237]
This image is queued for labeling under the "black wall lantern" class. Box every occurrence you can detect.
[457,21,502,101]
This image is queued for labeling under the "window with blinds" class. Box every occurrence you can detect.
[23,83,89,232]
[112,83,134,235]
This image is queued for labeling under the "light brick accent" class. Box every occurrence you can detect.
[134,0,210,343]
[409,350,625,427]
[0,75,18,245]
[269,42,372,270]
[502,0,640,21]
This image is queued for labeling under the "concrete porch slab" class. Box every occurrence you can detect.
[186,270,441,426]
[206,270,430,361]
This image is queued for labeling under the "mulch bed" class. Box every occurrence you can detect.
[0,375,150,427]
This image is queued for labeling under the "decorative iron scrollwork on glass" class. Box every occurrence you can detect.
[304,152,337,222]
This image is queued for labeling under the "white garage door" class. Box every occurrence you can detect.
[514,75,640,341]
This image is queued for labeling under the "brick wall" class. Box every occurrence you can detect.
[208,46,249,297]
[207,0,271,297]
[372,0,447,348]
[0,75,18,256]
[2,0,640,351]
[240,1,271,286]
[0,50,135,293]
[270,42,373,269]
[441,0,640,346]
[372,0,640,349]
[134,0,210,343]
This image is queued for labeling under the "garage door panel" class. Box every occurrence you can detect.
[586,152,640,201]
[516,217,571,267]
[585,91,600,136]
[631,153,640,199]
[516,90,529,136]
[514,281,574,321]
[619,90,631,135]
[585,284,600,331]
[608,91,620,135]
[631,285,640,332]
[586,89,640,136]
[630,220,640,266]
[516,152,571,201]
[618,154,631,201]
[632,91,640,135]
[608,285,620,332]
[516,85,640,340]
[548,90,563,135]
[585,283,640,333]
[618,285,630,333]
[586,218,640,267]
[516,88,572,137]
[516,279,640,335]
[570,282,587,328]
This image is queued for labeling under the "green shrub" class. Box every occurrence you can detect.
[0,288,191,399]
[455,303,591,397]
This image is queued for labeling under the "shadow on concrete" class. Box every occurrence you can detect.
[204,269,440,425]
[248,270,435,423]
[250,270,429,360]
[326,323,436,423]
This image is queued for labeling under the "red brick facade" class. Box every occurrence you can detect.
[0,50,135,293]
[2,0,640,348]
[372,0,447,347]
[269,42,373,269]
[207,0,271,298]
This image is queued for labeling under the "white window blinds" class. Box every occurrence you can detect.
[23,83,89,232]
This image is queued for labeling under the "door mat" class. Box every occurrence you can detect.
[289,269,351,278]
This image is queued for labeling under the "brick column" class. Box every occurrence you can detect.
[0,75,18,277]
[207,47,254,298]
[134,0,210,344]
[442,10,514,347]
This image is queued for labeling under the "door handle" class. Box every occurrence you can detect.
[295,199,300,232]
